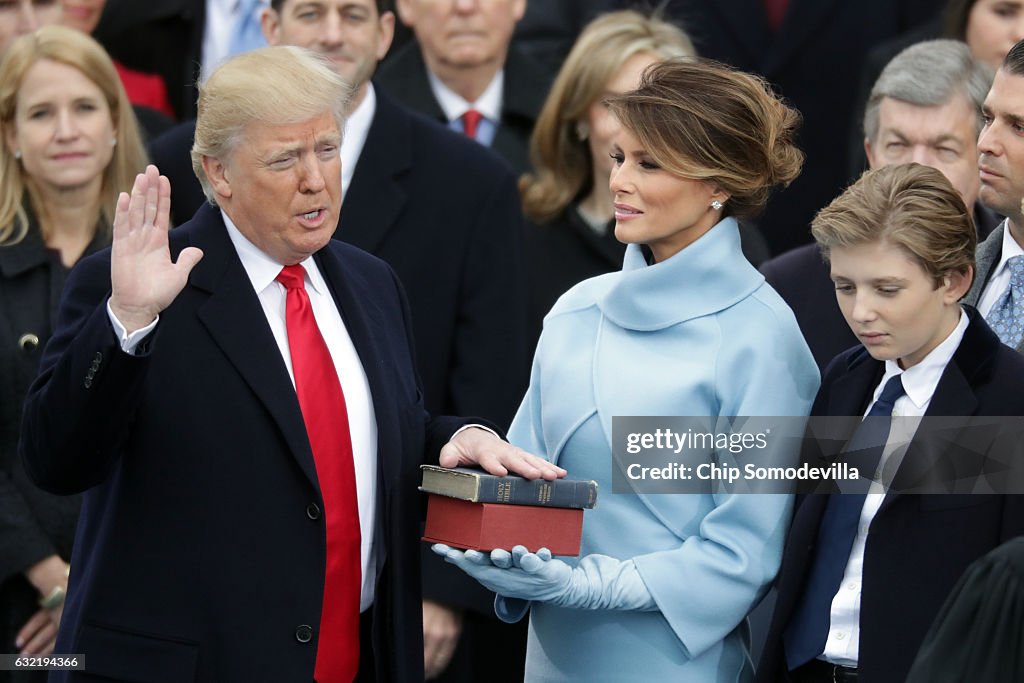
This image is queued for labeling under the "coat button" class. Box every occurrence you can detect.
[18,333,39,351]
[295,625,313,643]
[306,503,321,520]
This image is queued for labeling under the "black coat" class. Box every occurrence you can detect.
[375,43,552,175]
[525,207,625,346]
[0,218,103,679]
[20,205,475,682]
[757,308,1024,683]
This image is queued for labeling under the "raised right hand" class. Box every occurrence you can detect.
[109,165,203,333]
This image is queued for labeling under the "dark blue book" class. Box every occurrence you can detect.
[419,465,598,509]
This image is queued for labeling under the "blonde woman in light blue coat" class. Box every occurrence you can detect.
[436,59,820,682]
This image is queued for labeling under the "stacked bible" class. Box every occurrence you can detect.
[420,465,599,556]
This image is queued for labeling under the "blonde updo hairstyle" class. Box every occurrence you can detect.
[607,58,803,220]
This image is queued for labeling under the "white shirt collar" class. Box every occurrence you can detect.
[340,83,377,202]
[878,307,969,411]
[426,68,504,123]
[221,209,326,296]
[991,219,1024,281]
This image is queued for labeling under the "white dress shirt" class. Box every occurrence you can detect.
[427,68,503,146]
[108,211,380,611]
[978,219,1024,317]
[821,309,969,666]
[340,84,377,203]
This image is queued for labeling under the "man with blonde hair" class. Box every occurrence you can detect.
[20,46,560,683]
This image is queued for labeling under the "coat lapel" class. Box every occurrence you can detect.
[337,91,411,253]
[964,221,1004,306]
[313,245,400,506]
[879,311,989,511]
[181,206,321,492]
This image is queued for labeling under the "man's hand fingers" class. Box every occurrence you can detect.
[127,172,147,234]
[155,174,172,232]
[490,446,565,480]
[143,165,160,227]
[175,247,205,278]
[112,191,131,240]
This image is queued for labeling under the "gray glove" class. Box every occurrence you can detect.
[433,544,656,612]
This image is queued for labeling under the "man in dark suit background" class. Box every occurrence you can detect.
[19,46,559,682]
[762,40,997,371]
[375,0,551,173]
[965,38,1024,352]
[757,164,1024,683]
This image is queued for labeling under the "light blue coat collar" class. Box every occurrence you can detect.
[598,218,764,331]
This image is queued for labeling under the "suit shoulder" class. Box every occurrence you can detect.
[760,243,825,286]
[325,238,393,274]
[820,345,871,384]
[977,342,1024,405]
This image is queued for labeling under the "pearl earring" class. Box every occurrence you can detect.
[575,121,590,141]
[711,199,723,211]
[110,137,117,147]
[14,150,21,160]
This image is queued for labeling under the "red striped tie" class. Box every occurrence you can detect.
[277,265,361,683]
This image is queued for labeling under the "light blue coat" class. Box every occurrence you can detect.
[506,218,819,682]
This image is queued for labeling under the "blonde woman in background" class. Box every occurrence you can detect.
[0,25,146,673]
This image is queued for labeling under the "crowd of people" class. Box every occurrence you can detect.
[3,1,1024,682]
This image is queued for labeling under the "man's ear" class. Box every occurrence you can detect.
[395,0,415,28]
[512,0,526,22]
[377,11,397,60]
[261,7,282,45]
[202,155,233,201]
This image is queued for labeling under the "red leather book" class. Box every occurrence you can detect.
[422,495,584,556]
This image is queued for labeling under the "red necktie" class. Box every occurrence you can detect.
[462,109,483,140]
[277,265,361,683]
[764,0,789,31]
